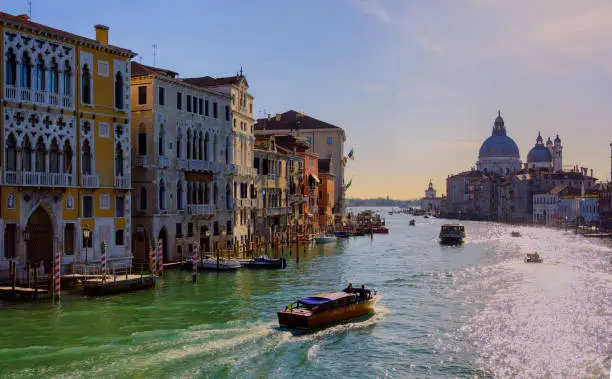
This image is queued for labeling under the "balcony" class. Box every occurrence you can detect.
[5,85,73,109]
[4,171,73,187]
[237,198,256,208]
[176,158,189,170]
[81,174,100,188]
[114,176,130,189]
[158,156,170,168]
[269,207,287,216]
[135,155,148,168]
[187,204,216,216]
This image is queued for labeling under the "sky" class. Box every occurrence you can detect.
[5,0,612,199]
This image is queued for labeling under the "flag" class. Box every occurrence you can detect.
[345,178,353,190]
[348,148,354,160]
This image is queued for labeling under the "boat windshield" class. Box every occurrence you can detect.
[441,225,464,233]
[298,297,331,309]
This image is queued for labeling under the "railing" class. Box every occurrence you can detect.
[81,174,100,188]
[48,92,59,106]
[19,87,31,101]
[4,85,73,109]
[188,160,205,171]
[158,156,170,168]
[62,95,72,108]
[176,158,189,170]
[135,155,148,168]
[187,204,216,216]
[33,90,46,104]
[114,176,130,189]
[5,85,17,100]
[3,171,73,186]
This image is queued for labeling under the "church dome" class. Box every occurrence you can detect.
[527,132,552,163]
[478,111,520,159]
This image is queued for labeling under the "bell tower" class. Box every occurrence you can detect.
[553,135,563,172]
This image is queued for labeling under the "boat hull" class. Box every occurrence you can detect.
[244,258,286,269]
[278,296,379,330]
[439,236,464,245]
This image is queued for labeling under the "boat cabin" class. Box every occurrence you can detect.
[440,224,465,234]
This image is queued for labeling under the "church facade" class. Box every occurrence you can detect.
[476,111,522,175]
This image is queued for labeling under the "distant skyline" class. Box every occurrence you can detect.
[5,0,612,199]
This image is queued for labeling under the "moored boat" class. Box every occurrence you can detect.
[244,255,286,269]
[278,286,379,330]
[334,231,350,238]
[198,256,242,270]
[439,224,466,244]
[314,235,338,244]
[409,219,415,226]
[524,252,543,263]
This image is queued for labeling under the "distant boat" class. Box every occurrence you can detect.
[423,215,429,219]
[409,220,415,226]
[315,235,337,244]
[511,231,521,237]
[244,256,286,269]
[371,227,389,234]
[439,224,465,244]
[334,231,350,238]
[524,252,543,263]
[198,256,242,271]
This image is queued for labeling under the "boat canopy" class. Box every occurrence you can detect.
[298,296,331,306]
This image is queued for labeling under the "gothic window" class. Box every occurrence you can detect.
[226,137,230,164]
[204,132,209,161]
[191,183,197,204]
[35,137,46,172]
[139,187,147,210]
[64,224,75,255]
[64,141,73,174]
[214,183,218,205]
[198,132,203,160]
[34,54,45,91]
[49,58,59,94]
[176,131,181,158]
[82,139,92,174]
[115,143,124,176]
[158,124,165,156]
[198,184,203,204]
[159,179,166,210]
[186,132,192,159]
[63,61,72,97]
[192,132,198,160]
[5,48,17,86]
[187,183,192,205]
[81,64,91,104]
[22,136,32,171]
[177,181,183,209]
[6,134,16,171]
[49,139,59,173]
[138,124,147,155]
[205,183,210,203]
[226,184,231,209]
[115,71,124,109]
[213,134,218,161]
[20,52,31,89]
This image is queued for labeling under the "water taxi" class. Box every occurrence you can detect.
[243,256,286,269]
[439,224,466,244]
[198,256,242,271]
[314,235,338,244]
[409,220,415,226]
[511,231,521,237]
[278,287,379,330]
[524,252,543,263]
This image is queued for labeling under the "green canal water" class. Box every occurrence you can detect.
[1,209,611,378]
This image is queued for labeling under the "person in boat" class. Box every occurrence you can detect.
[343,283,354,293]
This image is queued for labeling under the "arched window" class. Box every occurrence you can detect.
[6,134,16,171]
[192,132,198,160]
[186,131,192,159]
[158,124,165,156]
[49,139,59,173]
[226,184,232,209]
[5,48,17,86]
[35,137,46,172]
[226,220,232,235]
[177,180,183,209]
[81,64,91,104]
[176,130,181,158]
[49,58,59,94]
[214,183,218,205]
[198,132,203,160]
[204,132,209,161]
[139,188,148,210]
[213,134,218,161]
[192,183,197,204]
[82,139,92,174]
[159,179,166,210]
[226,137,231,164]
[115,143,124,176]
[63,141,73,174]
[115,71,124,109]
[22,136,32,172]
[187,183,192,205]
[138,124,147,155]
[20,52,31,89]
[204,183,210,203]
[62,61,72,97]
[34,54,45,91]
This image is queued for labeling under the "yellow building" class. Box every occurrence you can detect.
[0,13,136,277]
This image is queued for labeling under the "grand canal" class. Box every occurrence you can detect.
[0,208,610,378]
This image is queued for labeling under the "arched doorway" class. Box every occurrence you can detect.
[200,226,210,254]
[158,227,169,262]
[26,206,54,274]
[133,226,150,265]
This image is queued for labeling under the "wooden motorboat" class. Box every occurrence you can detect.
[314,235,338,244]
[198,256,242,271]
[409,220,415,226]
[244,256,286,269]
[511,231,521,237]
[439,224,466,244]
[278,287,379,330]
[524,252,543,263]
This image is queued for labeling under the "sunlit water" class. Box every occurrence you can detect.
[1,208,611,378]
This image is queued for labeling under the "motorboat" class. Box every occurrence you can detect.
[511,231,521,237]
[524,252,543,263]
[439,224,466,244]
[198,256,242,271]
[423,215,429,219]
[244,255,286,269]
[334,231,350,238]
[314,235,338,244]
[278,286,380,330]
[409,220,415,226]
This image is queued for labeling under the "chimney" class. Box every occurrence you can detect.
[275,113,281,121]
[94,24,109,45]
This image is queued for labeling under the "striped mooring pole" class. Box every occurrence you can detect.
[149,246,157,275]
[192,242,198,283]
[157,239,164,276]
[54,251,61,301]
[100,240,107,282]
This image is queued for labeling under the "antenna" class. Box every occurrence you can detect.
[27,0,32,17]
[152,44,157,67]
[139,56,143,64]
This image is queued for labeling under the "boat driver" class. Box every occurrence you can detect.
[343,283,353,293]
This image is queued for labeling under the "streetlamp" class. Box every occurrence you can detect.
[83,225,92,265]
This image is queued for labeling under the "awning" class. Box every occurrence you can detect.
[309,173,320,183]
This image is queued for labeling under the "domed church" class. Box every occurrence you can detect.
[526,132,563,171]
[476,111,522,175]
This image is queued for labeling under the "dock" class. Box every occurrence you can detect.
[0,286,50,300]
[82,275,156,296]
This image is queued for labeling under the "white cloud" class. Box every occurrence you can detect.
[352,0,390,24]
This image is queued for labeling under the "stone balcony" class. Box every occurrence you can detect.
[5,85,73,109]
[134,155,148,168]
[114,176,130,189]
[81,174,100,188]
[4,171,73,187]
[187,203,216,216]
[176,158,189,170]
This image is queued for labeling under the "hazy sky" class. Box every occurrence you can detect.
[6,0,612,199]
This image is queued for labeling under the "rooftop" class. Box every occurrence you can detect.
[131,62,178,78]
[255,110,343,132]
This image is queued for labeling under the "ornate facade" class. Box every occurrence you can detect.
[1,13,135,276]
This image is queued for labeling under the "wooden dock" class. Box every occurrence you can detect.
[0,286,50,300]
[82,275,156,296]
